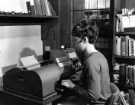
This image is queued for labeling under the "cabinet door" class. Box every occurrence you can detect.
[41,0,60,49]
[59,0,72,48]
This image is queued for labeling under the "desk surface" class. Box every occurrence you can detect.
[0,86,61,105]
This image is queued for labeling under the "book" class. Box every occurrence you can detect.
[130,38,134,56]
[26,1,32,14]
[119,64,126,86]
[45,0,52,16]
[133,66,135,88]
[40,0,53,16]
[85,0,89,9]
[115,36,121,55]
[121,36,126,56]
[128,37,132,56]
[33,0,42,15]
[98,0,105,9]
[133,40,135,56]
[40,0,47,15]
[29,0,36,15]
[125,36,129,56]
[48,1,56,16]
[128,65,133,87]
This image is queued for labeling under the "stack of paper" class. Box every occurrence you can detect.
[20,55,40,70]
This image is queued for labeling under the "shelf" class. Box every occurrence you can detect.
[113,70,119,74]
[73,8,110,11]
[84,8,110,14]
[114,55,135,60]
[0,14,59,24]
[116,32,135,35]
[0,14,58,18]
[72,8,110,16]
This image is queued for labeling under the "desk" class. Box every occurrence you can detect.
[0,87,61,105]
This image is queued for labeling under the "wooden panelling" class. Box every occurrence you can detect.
[125,0,135,9]
[41,20,60,49]
[41,0,60,49]
[59,0,72,48]
[73,0,85,10]
[73,11,84,25]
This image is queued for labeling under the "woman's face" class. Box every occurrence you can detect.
[72,36,85,53]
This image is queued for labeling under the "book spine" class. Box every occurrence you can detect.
[48,1,56,16]
[133,40,135,56]
[121,36,126,56]
[128,37,132,56]
[133,66,135,88]
[33,0,42,15]
[45,0,52,16]
[131,38,134,56]
[26,1,32,15]
[125,36,129,56]
[115,36,121,55]
[120,64,126,86]
[40,0,47,15]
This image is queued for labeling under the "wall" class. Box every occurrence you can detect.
[59,0,72,48]
[117,0,135,9]
[0,0,27,12]
[0,0,43,77]
[115,0,122,10]
[125,0,135,9]
[0,25,42,75]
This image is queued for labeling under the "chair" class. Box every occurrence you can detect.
[55,83,127,105]
[89,83,120,105]
[106,83,120,105]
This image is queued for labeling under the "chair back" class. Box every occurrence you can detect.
[107,83,120,105]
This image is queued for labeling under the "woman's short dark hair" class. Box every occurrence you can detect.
[72,19,99,44]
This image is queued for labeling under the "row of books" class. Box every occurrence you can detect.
[113,63,135,88]
[85,0,110,9]
[114,36,135,56]
[26,0,56,16]
[116,14,135,32]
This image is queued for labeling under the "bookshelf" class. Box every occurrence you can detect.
[112,8,135,91]
[0,14,59,24]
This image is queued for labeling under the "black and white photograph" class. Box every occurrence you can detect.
[0,0,135,105]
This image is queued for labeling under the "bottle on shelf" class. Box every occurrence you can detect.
[43,45,51,61]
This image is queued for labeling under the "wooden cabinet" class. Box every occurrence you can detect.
[0,0,61,60]
[43,0,73,49]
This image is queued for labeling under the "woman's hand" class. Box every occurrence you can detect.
[61,79,75,88]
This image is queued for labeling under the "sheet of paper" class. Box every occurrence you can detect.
[122,16,130,28]
[20,55,40,70]
[0,25,42,69]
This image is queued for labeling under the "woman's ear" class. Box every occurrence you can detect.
[83,37,89,43]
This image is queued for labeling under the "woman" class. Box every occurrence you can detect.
[61,19,112,105]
